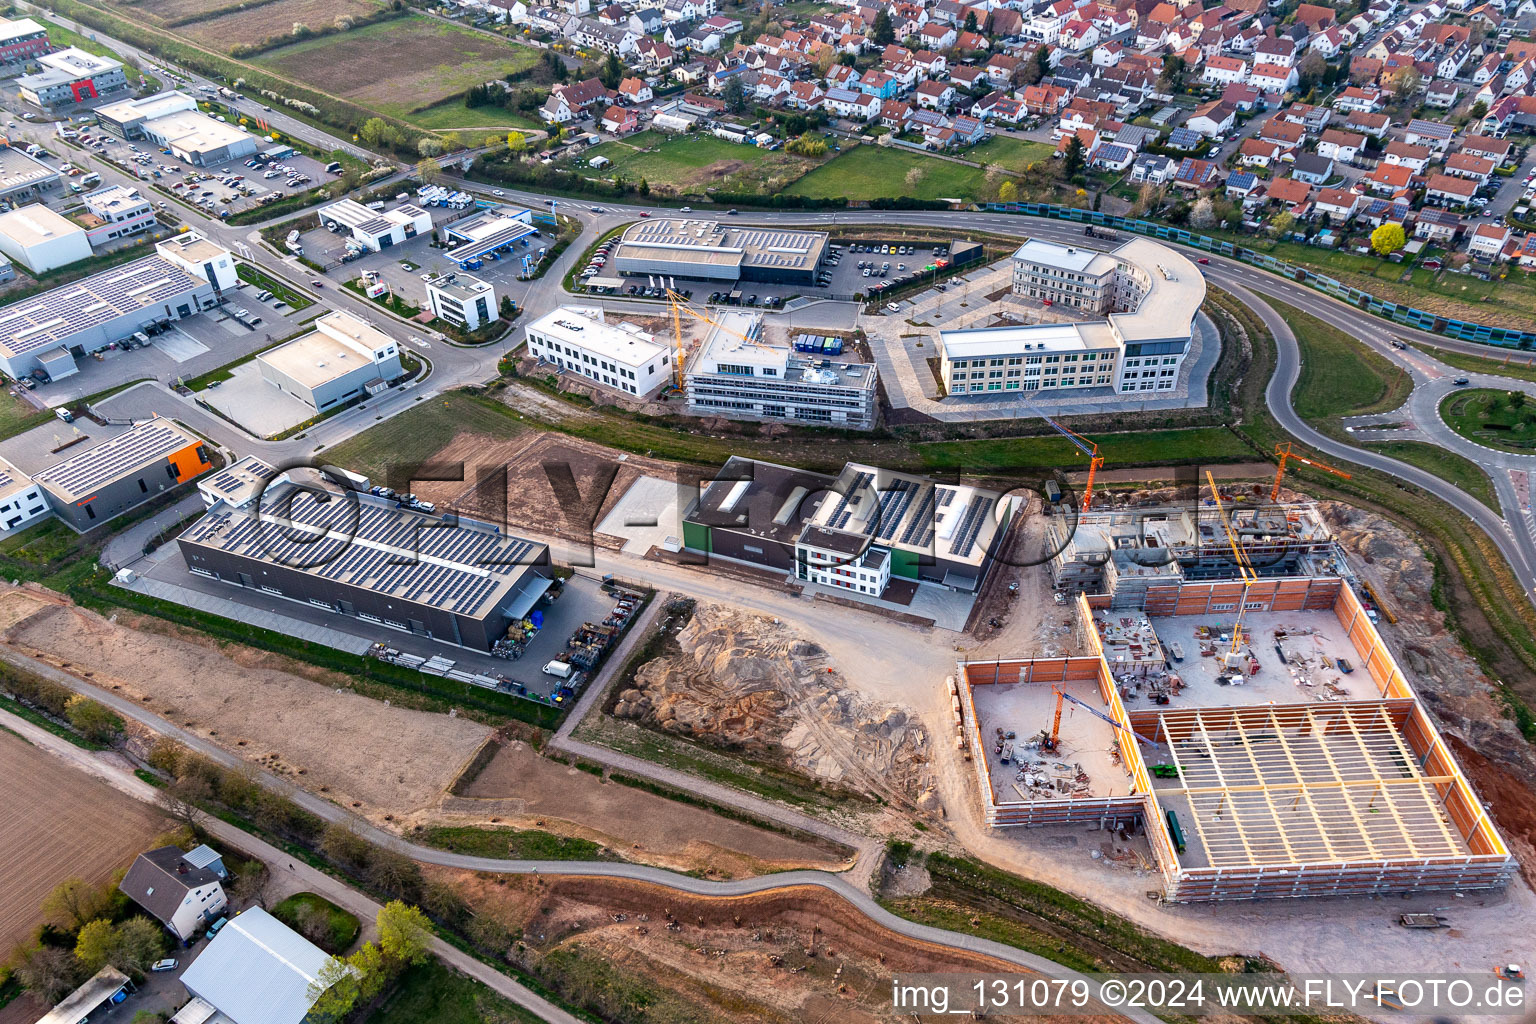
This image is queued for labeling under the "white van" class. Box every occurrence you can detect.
[541,660,574,680]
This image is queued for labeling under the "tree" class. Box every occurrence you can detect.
[599,53,623,89]
[348,942,389,1001]
[161,773,211,829]
[1296,51,1326,93]
[871,8,894,45]
[75,919,119,974]
[1269,210,1295,238]
[722,75,746,113]
[376,902,432,969]
[307,956,362,1021]
[320,823,371,871]
[499,295,517,321]
[65,695,122,743]
[415,158,442,185]
[998,179,1018,203]
[507,131,526,157]
[1026,45,1051,86]
[42,878,112,931]
[14,944,78,1003]
[964,9,978,33]
[1158,53,1186,93]
[417,137,443,158]
[442,130,464,151]
[638,176,650,196]
[1512,390,1528,411]
[1469,99,1488,123]
[1062,135,1085,178]
[359,117,392,147]
[1370,222,1405,256]
[113,917,167,977]
[1189,196,1216,229]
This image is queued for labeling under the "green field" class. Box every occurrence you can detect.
[270,892,360,954]
[365,962,544,1024]
[405,99,542,132]
[1364,439,1499,511]
[37,16,150,85]
[785,145,998,202]
[1415,343,1536,384]
[0,388,48,440]
[413,824,614,861]
[316,392,529,481]
[968,136,1054,170]
[1276,299,1412,430]
[254,18,541,124]
[914,427,1251,472]
[574,130,820,196]
[1440,387,1536,453]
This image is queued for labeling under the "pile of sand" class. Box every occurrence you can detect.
[613,604,931,801]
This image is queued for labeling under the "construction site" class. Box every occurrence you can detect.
[953,468,1515,902]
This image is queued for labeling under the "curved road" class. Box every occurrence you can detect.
[0,643,1161,1024]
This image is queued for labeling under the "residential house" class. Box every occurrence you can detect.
[1314,187,1361,220]
[919,21,958,49]
[1460,134,1513,164]
[1089,141,1136,170]
[1259,117,1305,149]
[600,105,639,134]
[1384,141,1432,173]
[618,77,653,105]
[1186,100,1236,136]
[1225,170,1260,198]
[1414,207,1464,243]
[1203,55,1249,84]
[913,80,957,110]
[119,846,228,943]
[1445,152,1495,184]
[822,88,879,120]
[1249,63,1298,92]
[1334,85,1383,112]
[1404,118,1455,152]
[1316,129,1365,164]
[1291,152,1334,184]
[1366,162,1415,195]
[1172,157,1221,190]
[1343,110,1390,137]
[1468,221,1513,260]
[1425,80,1462,108]
[1240,138,1284,168]
[1130,152,1177,183]
[1357,198,1411,227]
[1266,176,1313,209]
[1424,172,1478,206]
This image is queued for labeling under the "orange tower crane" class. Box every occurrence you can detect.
[1038,415,1104,512]
[1206,470,1258,671]
[1043,683,1133,752]
[1270,442,1351,502]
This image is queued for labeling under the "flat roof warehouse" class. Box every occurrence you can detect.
[0,255,206,359]
[612,219,828,281]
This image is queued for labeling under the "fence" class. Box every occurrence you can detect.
[981,202,1536,350]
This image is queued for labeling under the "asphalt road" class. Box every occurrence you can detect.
[0,642,1164,1024]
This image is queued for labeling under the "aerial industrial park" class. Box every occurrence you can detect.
[2,1,1536,1023]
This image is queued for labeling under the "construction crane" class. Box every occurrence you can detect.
[1043,682,1133,752]
[666,288,767,392]
[1036,413,1104,513]
[1207,470,1258,674]
[1270,442,1351,502]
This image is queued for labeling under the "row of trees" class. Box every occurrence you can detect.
[1,662,124,743]
[11,876,166,1004]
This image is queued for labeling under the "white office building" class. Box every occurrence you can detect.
[0,456,48,536]
[157,231,238,292]
[524,305,670,397]
[318,199,432,252]
[940,236,1205,396]
[81,185,155,244]
[256,310,404,411]
[425,273,498,331]
[0,204,91,273]
[684,311,878,428]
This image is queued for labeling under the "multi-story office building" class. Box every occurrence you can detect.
[425,274,497,331]
[17,48,127,107]
[524,305,671,397]
[1009,239,1120,312]
[683,311,878,428]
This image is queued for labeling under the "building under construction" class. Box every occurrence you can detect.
[954,492,1512,901]
[1047,501,1345,606]
[682,310,878,429]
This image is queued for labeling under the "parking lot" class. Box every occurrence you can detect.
[31,280,312,404]
[59,122,336,217]
[305,205,552,313]
[579,236,953,308]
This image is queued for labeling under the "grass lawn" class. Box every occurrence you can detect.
[364,961,545,1024]
[1414,343,1536,384]
[1440,387,1536,454]
[0,388,49,441]
[236,263,312,311]
[571,130,819,196]
[255,18,540,121]
[968,136,1054,170]
[1275,299,1413,430]
[914,426,1250,472]
[785,145,994,202]
[403,99,542,132]
[36,16,149,85]
[270,892,360,954]
[412,824,615,861]
[316,392,530,481]
[1364,440,1499,511]
[1204,229,1536,331]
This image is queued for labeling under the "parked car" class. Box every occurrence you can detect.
[151,959,178,973]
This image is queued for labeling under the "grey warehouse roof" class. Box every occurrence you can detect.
[181,481,548,619]
[178,908,333,1024]
[617,219,827,274]
[33,419,201,502]
[0,254,206,359]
